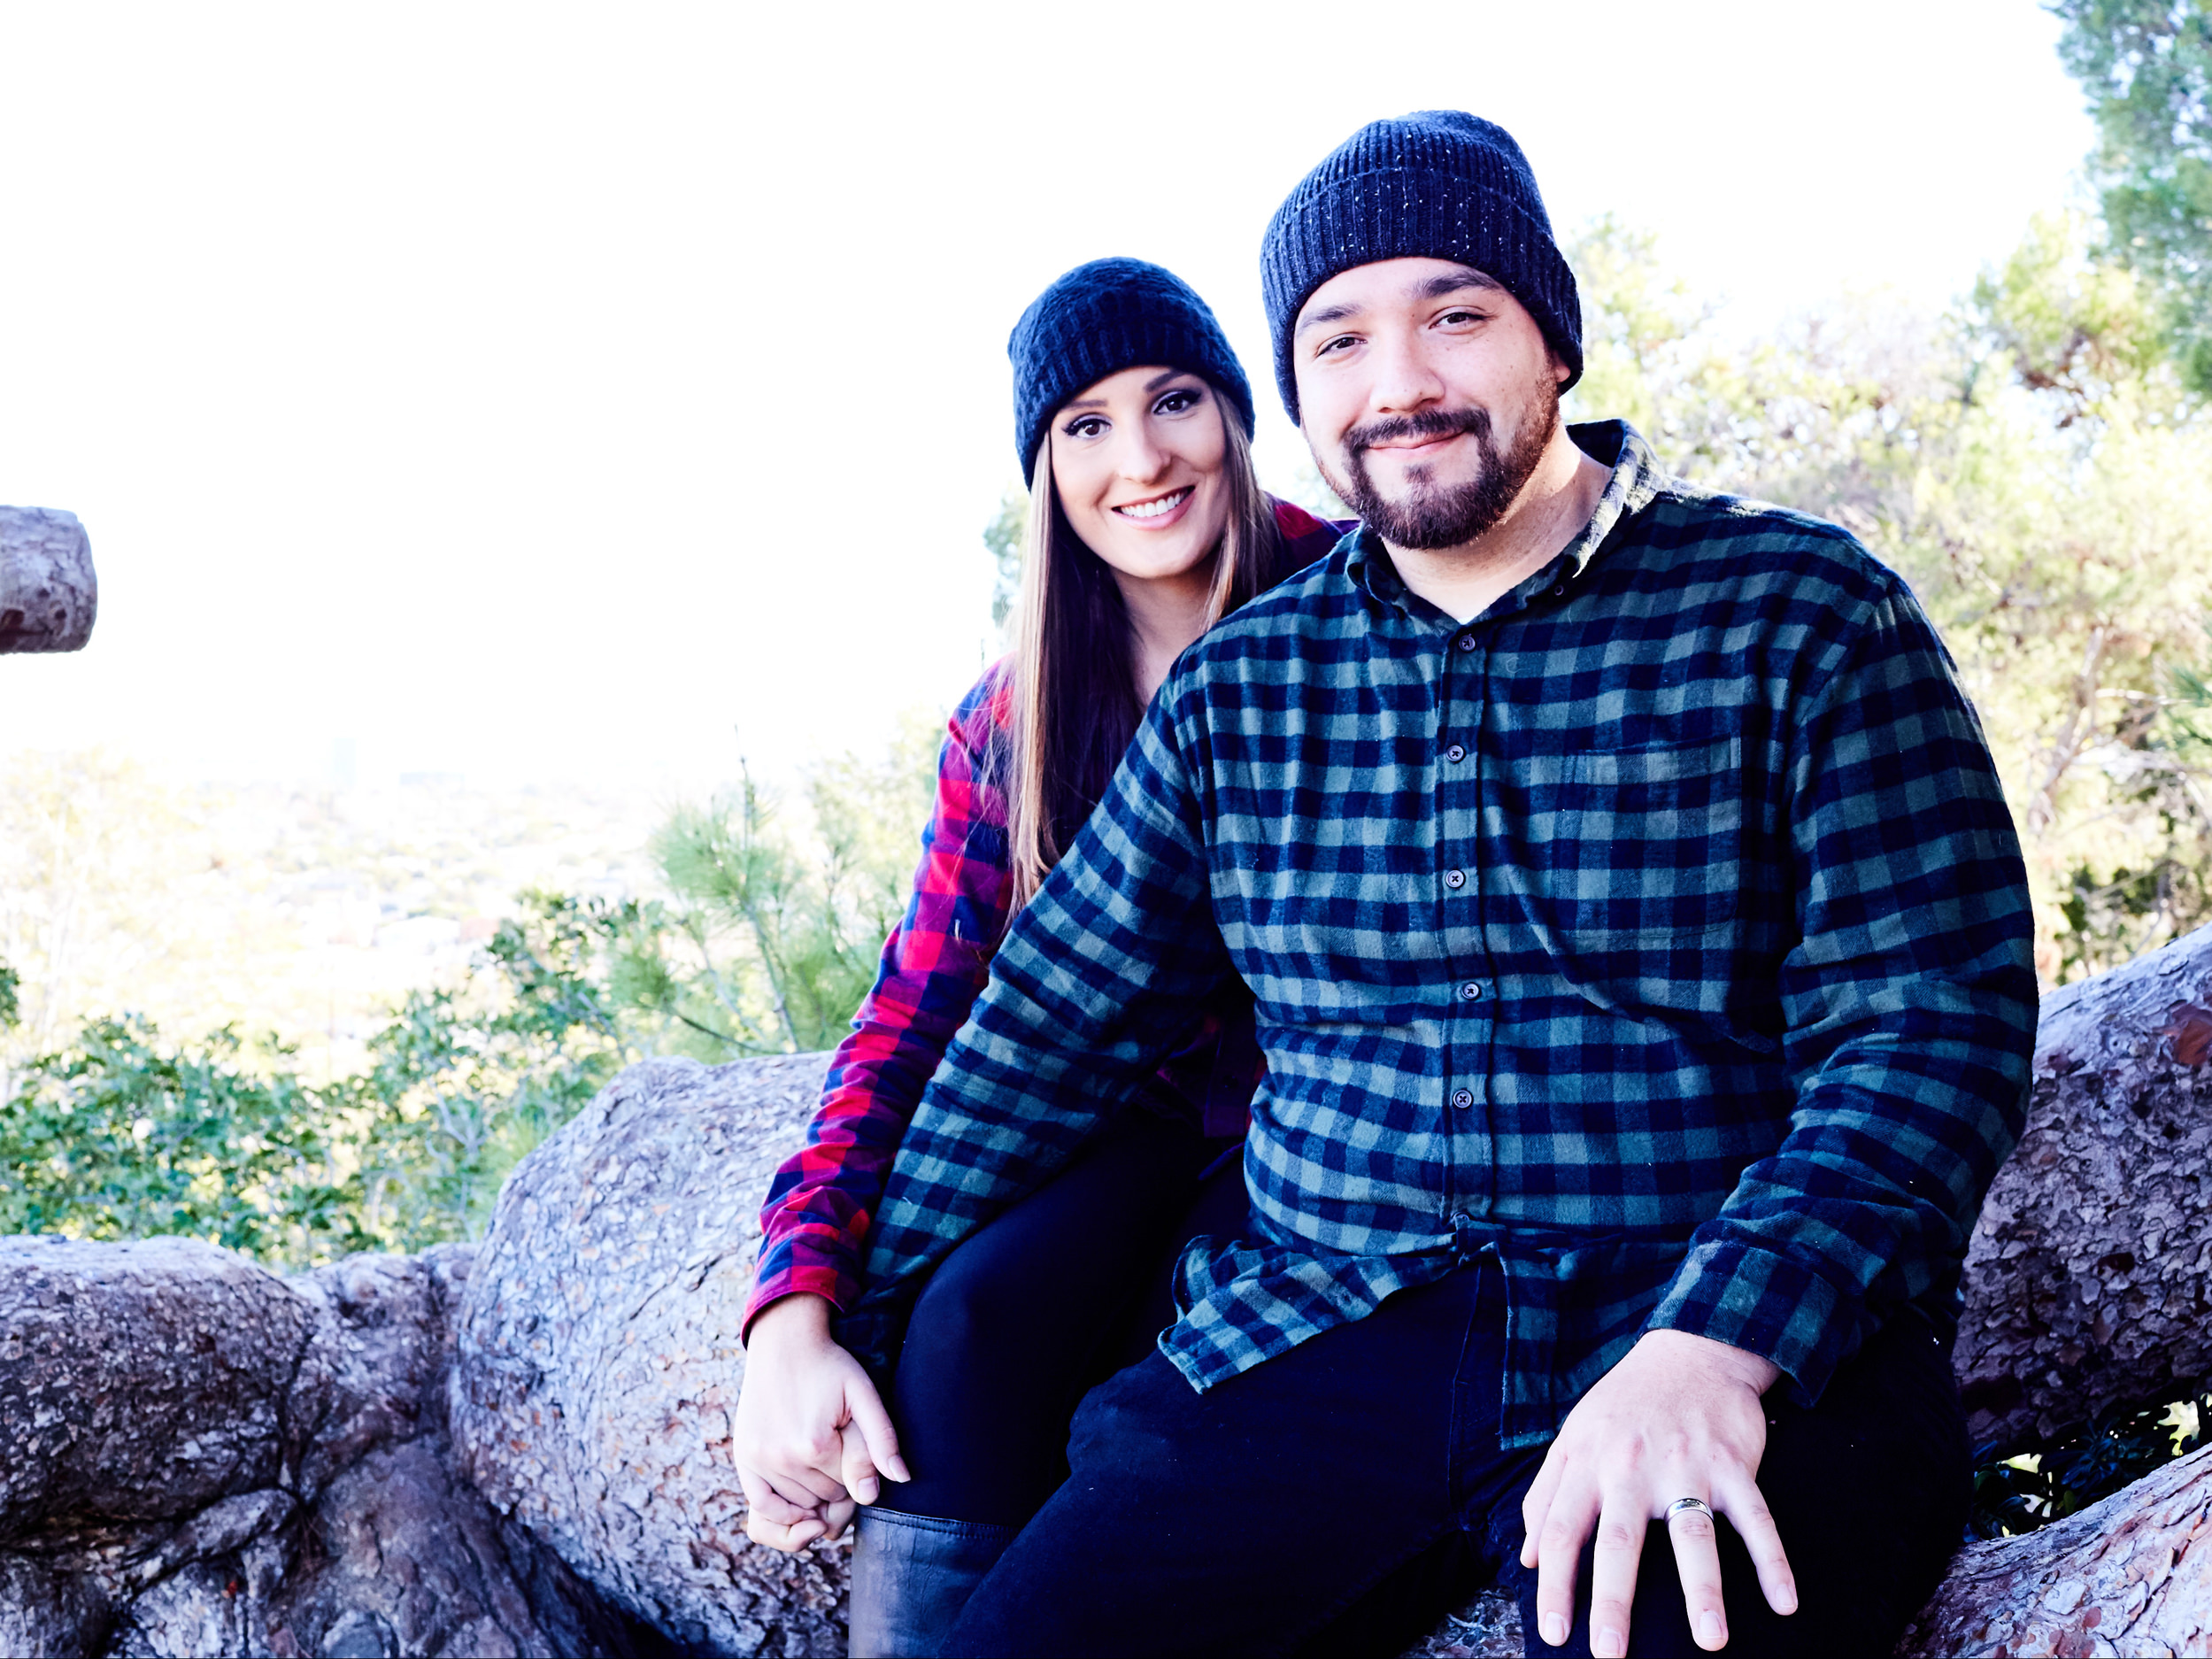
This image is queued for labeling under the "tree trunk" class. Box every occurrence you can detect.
[10,923,2212,1655]
[0,507,96,654]
[0,1238,632,1658]
[1954,914,2212,1451]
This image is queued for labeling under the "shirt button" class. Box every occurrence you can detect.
[1451,1088,1475,1109]
[1445,743,1466,764]
[1455,631,1478,652]
[1444,868,1466,890]
[1553,583,1567,597]
[1459,981,1484,1001]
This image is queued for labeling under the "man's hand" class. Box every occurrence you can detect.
[1520,1329,1797,1655]
[734,1293,911,1552]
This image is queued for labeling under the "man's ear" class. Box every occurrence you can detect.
[1551,347,1571,388]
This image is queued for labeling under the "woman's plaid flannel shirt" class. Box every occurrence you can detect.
[744,499,1346,1333]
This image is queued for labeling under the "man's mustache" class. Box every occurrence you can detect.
[1345,406,1489,453]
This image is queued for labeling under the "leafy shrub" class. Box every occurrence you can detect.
[1969,1386,2209,1539]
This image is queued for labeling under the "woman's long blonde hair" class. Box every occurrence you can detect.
[1000,393,1291,912]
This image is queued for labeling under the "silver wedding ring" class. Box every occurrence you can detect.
[1666,1497,1715,1524]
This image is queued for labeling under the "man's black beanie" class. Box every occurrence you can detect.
[1260,112,1583,424]
[1009,257,1257,481]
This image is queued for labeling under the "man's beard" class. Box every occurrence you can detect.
[1322,375,1560,551]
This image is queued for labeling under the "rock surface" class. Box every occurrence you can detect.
[11,925,2212,1655]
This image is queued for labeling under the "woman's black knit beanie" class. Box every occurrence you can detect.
[1009,257,1257,480]
[1260,111,1583,423]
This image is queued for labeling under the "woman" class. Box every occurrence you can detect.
[732,258,1344,1655]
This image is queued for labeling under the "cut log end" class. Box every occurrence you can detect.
[0,506,96,654]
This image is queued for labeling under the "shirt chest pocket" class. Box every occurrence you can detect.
[1520,735,1746,947]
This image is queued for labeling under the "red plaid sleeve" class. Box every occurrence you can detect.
[745,667,1015,1333]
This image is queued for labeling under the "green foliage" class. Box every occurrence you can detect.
[0,1016,375,1262]
[984,485,1028,632]
[0,724,944,1265]
[0,891,637,1264]
[2055,0,2212,392]
[617,730,938,1058]
[1969,1386,2209,1539]
[0,960,17,1032]
[336,891,637,1244]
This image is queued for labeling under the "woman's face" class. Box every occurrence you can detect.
[1047,366,1230,587]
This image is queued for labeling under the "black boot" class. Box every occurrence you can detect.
[846,1507,1018,1658]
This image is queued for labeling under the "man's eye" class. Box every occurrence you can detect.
[1316,335,1358,357]
[1438,309,1486,326]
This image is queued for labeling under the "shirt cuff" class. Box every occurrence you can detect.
[741,1259,856,1344]
[1642,1238,1853,1407]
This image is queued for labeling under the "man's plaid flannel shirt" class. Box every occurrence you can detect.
[744,502,1344,1334]
[840,421,2037,1447]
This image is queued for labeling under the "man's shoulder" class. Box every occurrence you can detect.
[1630,472,1912,623]
[1187,544,1360,666]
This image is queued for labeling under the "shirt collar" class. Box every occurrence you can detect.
[1344,419,1668,622]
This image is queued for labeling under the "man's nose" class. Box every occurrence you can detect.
[1366,330,1447,413]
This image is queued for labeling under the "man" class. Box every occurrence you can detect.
[838,112,2035,1657]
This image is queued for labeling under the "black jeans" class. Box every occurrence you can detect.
[876,1107,1245,1528]
[941,1266,1969,1659]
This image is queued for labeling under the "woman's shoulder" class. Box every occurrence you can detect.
[1268,496,1358,567]
[946,658,1014,759]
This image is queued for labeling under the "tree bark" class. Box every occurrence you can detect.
[0,508,96,654]
[1954,916,2212,1450]
[451,1053,850,1658]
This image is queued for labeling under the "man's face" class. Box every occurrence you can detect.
[1291,258,1566,550]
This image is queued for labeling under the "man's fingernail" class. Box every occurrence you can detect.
[1598,1626,1624,1657]
[1541,1611,1568,1646]
[1700,1610,1723,1646]
[1778,1587,1799,1615]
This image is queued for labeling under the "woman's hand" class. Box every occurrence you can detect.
[734,1293,911,1551]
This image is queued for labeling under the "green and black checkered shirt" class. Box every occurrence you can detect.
[843,421,2036,1447]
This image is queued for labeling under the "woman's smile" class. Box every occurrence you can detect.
[1112,487,1195,526]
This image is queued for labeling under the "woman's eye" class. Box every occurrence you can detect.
[1154,390,1200,415]
[1064,415,1107,439]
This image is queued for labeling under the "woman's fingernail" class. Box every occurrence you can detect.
[1700,1610,1723,1647]
[1598,1626,1624,1657]
[1778,1586,1799,1615]
[1541,1611,1568,1646]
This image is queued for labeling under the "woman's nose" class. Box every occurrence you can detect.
[1114,427,1171,482]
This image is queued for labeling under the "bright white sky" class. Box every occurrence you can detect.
[2,1,2095,792]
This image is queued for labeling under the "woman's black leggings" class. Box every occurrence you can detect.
[875,1108,1247,1527]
